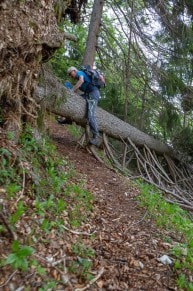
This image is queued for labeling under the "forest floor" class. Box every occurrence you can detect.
[0,118,180,291]
[47,119,178,290]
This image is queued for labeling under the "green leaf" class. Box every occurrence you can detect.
[11,240,20,252]
[18,246,34,257]
[6,253,18,264]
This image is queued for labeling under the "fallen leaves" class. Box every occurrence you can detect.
[0,120,179,290]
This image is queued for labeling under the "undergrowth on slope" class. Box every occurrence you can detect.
[136,180,193,291]
[0,126,95,289]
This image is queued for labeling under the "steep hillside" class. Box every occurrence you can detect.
[0,117,187,290]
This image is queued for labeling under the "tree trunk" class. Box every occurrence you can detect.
[35,71,173,156]
[82,0,104,66]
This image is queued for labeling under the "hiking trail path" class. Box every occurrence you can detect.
[48,118,178,291]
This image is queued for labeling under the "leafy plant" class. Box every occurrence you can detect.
[38,280,57,291]
[68,242,95,280]
[6,131,15,141]
[72,242,95,258]
[0,148,20,185]
[176,274,188,290]
[6,183,21,197]
[69,258,93,281]
[68,123,83,138]
[136,179,193,289]
[30,259,47,275]
[0,124,95,287]
[0,225,4,232]
[66,184,93,227]
[9,201,26,225]
[5,240,34,271]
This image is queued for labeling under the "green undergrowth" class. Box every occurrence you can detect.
[67,123,84,138]
[136,180,193,291]
[0,126,95,288]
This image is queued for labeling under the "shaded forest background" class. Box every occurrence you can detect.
[49,0,193,161]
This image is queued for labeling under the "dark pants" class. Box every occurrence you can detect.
[85,89,100,138]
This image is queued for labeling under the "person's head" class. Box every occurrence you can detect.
[67,67,77,78]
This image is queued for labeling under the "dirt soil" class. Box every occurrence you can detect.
[48,120,178,291]
[0,119,179,291]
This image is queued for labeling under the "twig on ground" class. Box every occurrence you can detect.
[34,253,67,265]
[15,287,24,291]
[132,210,148,225]
[12,161,25,209]
[76,132,86,149]
[75,267,104,291]
[0,270,18,288]
[34,253,73,289]
[62,225,96,236]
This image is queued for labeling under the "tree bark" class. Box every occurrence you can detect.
[35,71,174,156]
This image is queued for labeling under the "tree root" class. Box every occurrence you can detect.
[86,132,193,212]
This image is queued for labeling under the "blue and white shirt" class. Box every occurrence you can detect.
[75,70,100,100]
[75,70,92,92]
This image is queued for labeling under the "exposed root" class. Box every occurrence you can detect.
[84,131,193,212]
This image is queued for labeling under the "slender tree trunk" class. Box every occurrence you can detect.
[82,0,104,66]
[124,73,129,123]
[123,0,133,123]
[183,111,187,128]
[139,83,147,130]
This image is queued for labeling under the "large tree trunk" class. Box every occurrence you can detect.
[35,71,173,156]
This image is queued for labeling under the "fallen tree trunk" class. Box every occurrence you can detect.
[35,71,173,156]
[35,71,193,212]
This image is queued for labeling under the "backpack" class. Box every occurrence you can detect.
[80,65,105,89]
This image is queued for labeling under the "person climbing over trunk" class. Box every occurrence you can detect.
[67,66,100,146]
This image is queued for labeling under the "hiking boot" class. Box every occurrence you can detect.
[57,118,65,125]
[89,137,100,147]
[57,118,72,125]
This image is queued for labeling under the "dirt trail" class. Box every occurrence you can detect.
[49,119,177,291]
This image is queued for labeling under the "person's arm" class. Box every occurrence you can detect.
[73,75,84,92]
